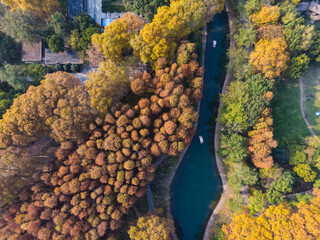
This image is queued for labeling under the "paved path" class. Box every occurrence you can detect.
[299,76,316,136]
[73,66,97,82]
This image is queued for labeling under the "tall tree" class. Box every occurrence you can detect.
[48,12,70,36]
[1,9,47,42]
[128,215,174,240]
[85,59,130,115]
[250,37,289,79]
[92,13,145,62]
[0,72,95,147]
[1,0,60,18]
[223,189,320,239]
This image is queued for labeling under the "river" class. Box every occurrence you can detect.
[171,13,228,240]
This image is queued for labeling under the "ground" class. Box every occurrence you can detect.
[272,78,310,147]
[300,67,320,136]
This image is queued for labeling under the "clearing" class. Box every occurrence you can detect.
[272,78,310,146]
[300,67,320,136]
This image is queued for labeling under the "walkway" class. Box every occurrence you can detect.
[299,76,316,136]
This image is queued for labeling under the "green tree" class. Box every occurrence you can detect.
[248,190,266,214]
[285,54,310,79]
[79,26,100,51]
[267,171,296,204]
[73,13,96,31]
[220,133,248,164]
[48,35,64,53]
[0,65,29,91]
[0,33,20,66]
[48,12,70,36]
[67,29,81,51]
[1,9,47,42]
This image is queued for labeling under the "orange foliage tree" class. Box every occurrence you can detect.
[248,108,277,168]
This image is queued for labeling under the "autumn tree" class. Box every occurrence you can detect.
[85,59,130,115]
[92,13,145,62]
[128,215,174,240]
[250,37,289,79]
[251,6,280,26]
[223,189,320,239]
[1,0,60,18]
[130,0,223,66]
[0,72,95,147]
[248,108,277,169]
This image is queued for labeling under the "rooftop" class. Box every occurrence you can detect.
[297,2,310,12]
[21,40,42,63]
[44,48,83,65]
[309,1,320,15]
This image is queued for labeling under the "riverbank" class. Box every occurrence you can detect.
[203,0,236,239]
[163,25,208,240]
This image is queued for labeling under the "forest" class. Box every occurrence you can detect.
[0,0,225,239]
[0,0,320,239]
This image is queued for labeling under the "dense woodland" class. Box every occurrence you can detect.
[1,0,320,239]
[0,0,225,239]
[215,0,320,239]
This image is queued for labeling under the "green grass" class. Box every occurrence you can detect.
[272,78,310,147]
[150,156,179,214]
[301,67,320,135]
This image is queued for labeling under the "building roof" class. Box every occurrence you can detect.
[297,2,310,12]
[102,18,115,27]
[44,48,83,65]
[21,40,42,62]
[309,1,320,15]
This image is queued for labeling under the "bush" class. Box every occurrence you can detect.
[63,64,71,72]
[70,64,80,72]
[54,64,63,71]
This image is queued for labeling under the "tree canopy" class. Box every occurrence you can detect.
[223,189,320,239]
[0,72,96,147]
[128,215,174,240]
[1,9,47,42]
[1,0,60,18]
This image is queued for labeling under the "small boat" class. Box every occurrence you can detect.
[199,136,204,144]
[213,40,217,48]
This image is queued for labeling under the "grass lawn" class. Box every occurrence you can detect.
[301,67,320,135]
[272,78,310,147]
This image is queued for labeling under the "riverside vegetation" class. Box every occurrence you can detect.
[0,0,225,239]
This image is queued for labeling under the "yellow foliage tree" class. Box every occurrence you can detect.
[85,59,130,115]
[250,37,289,79]
[92,13,145,62]
[223,188,320,239]
[0,72,95,147]
[130,0,223,66]
[251,6,280,26]
[128,215,174,240]
[1,0,60,18]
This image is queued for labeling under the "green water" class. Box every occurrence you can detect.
[171,13,228,240]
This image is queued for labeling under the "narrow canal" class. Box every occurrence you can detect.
[171,13,228,240]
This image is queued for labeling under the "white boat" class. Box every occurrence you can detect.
[213,40,217,48]
[199,136,204,144]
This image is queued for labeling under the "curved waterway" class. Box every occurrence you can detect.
[171,13,228,240]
